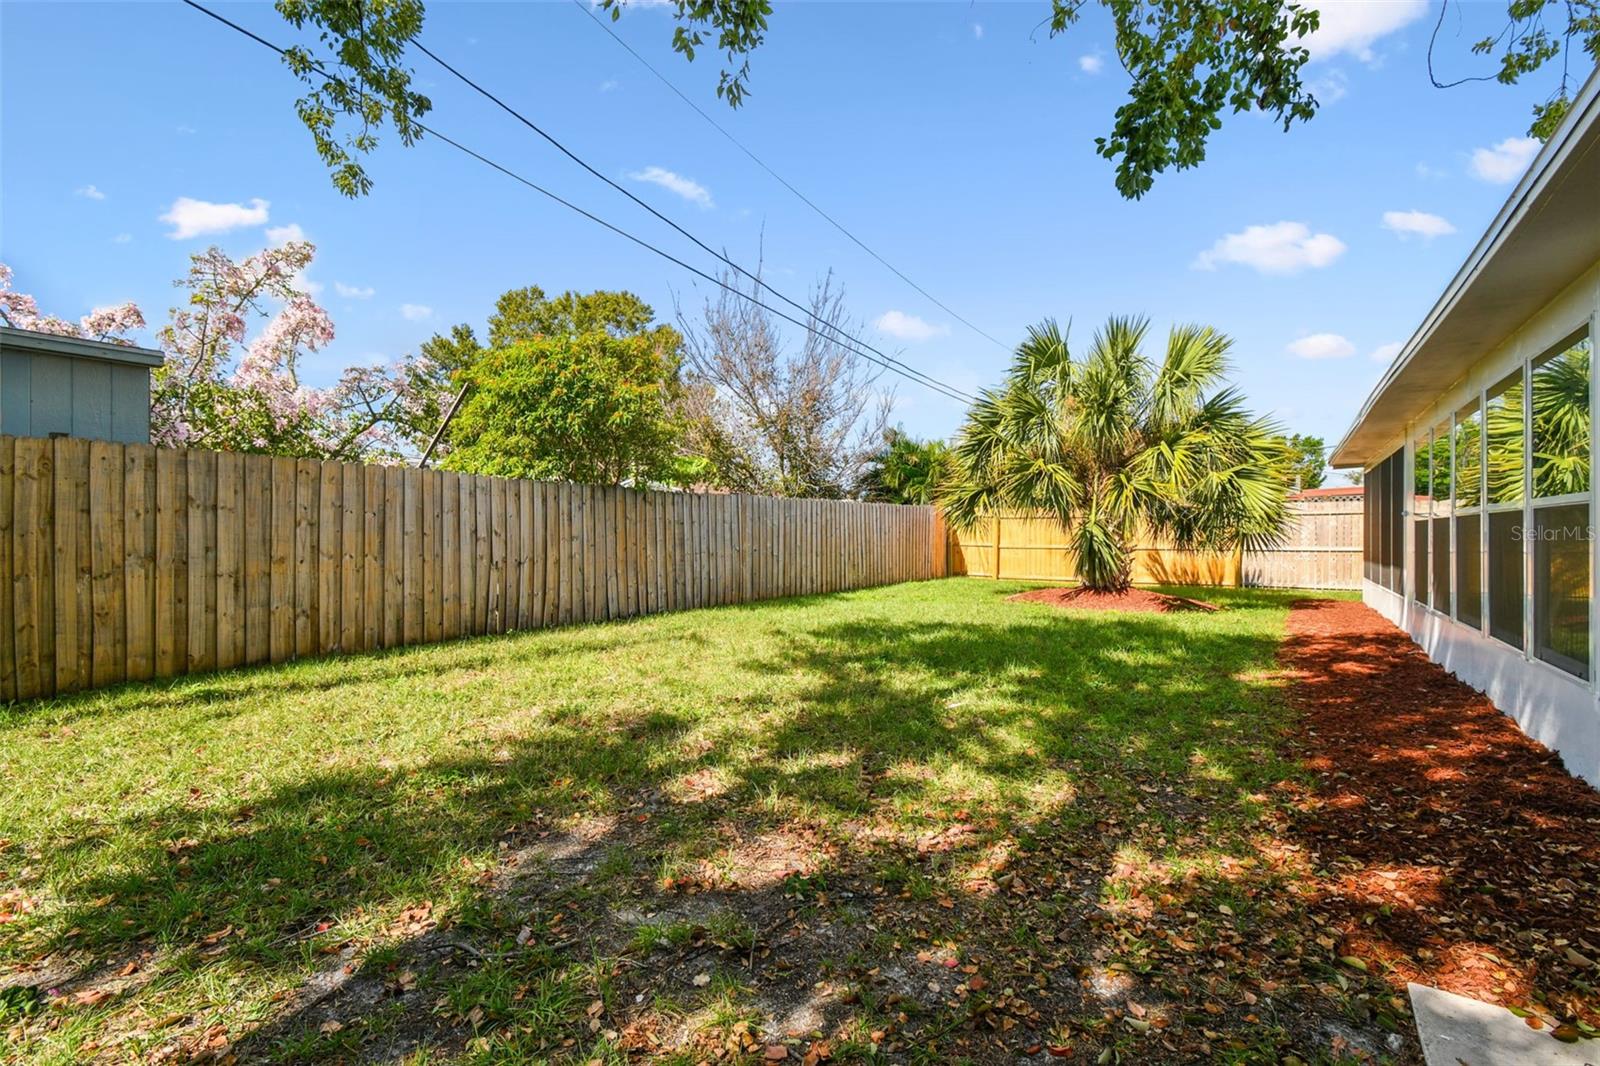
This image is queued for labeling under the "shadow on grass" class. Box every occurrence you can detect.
[5,582,1343,1063]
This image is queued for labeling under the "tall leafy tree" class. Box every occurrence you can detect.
[264,0,1597,201]
[410,286,681,456]
[1281,432,1328,491]
[939,317,1292,592]
[488,285,661,346]
[441,331,685,485]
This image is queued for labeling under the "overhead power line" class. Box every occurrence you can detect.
[177,0,975,406]
[409,38,973,402]
[570,0,1009,352]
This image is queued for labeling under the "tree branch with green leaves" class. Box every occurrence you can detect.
[264,0,1597,202]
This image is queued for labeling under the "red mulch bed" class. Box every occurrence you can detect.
[1280,598,1600,1036]
[1010,586,1220,614]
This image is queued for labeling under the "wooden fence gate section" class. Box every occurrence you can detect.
[0,436,944,702]
[1241,494,1362,589]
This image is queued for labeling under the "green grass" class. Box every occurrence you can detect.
[0,578,1372,1064]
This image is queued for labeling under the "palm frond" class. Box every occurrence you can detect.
[1152,324,1231,429]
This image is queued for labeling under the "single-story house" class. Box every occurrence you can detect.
[1331,67,1600,787]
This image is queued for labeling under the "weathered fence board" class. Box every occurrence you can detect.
[0,435,943,701]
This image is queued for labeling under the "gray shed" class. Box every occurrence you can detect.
[0,325,163,444]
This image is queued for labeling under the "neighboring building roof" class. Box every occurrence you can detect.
[1289,485,1363,500]
[1331,66,1600,470]
[0,324,163,368]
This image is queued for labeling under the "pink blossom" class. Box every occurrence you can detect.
[80,302,146,342]
[1,262,147,344]
[29,315,82,337]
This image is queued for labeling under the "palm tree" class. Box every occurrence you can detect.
[938,316,1292,593]
[859,428,951,505]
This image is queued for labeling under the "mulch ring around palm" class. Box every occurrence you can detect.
[1278,597,1600,1043]
[1009,585,1222,614]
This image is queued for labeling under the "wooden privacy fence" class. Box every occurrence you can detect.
[0,435,944,702]
[947,512,1243,586]
[1241,494,1362,590]
[945,496,1364,590]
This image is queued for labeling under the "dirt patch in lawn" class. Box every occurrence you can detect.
[1010,586,1220,614]
[1279,598,1600,1041]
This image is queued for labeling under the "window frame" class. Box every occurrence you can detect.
[1403,315,1596,689]
[1453,398,1484,629]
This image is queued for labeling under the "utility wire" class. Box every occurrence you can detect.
[178,0,975,406]
[410,38,975,401]
[570,0,1009,352]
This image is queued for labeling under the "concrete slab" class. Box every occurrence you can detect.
[1409,983,1598,1066]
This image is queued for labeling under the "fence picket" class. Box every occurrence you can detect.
[123,444,157,682]
[0,438,14,701]
[91,441,129,684]
[318,462,340,653]
[424,470,443,643]
[340,462,363,652]
[403,468,422,645]
[153,446,186,679]
[53,438,88,691]
[269,457,295,664]
[13,438,51,696]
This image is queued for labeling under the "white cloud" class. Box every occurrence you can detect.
[176,124,197,135]
[160,196,270,239]
[265,222,306,246]
[400,303,434,322]
[1370,340,1404,363]
[972,23,984,40]
[599,79,618,92]
[111,233,133,244]
[1308,68,1348,103]
[874,310,949,342]
[335,282,376,299]
[1287,333,1356,360]
[627,165,713,209]
[1381,209,1456,240]
[1415,161,1447,180]
[1302,0,1427,62]
[75,184,106,201]
[1470,136,1540,183]
[1078,53,1104,74]
[1192,221,1346,275]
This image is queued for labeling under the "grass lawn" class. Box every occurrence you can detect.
[1,578,1393,1065]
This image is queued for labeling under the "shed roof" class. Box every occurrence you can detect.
[1330,67,1600,469]
[0,325,164,368]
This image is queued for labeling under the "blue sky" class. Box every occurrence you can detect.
[0,1,1570,459]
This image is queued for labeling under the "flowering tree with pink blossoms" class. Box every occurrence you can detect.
[0,263,146,342]
[1,250,437,462]
[150,241,437,459]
